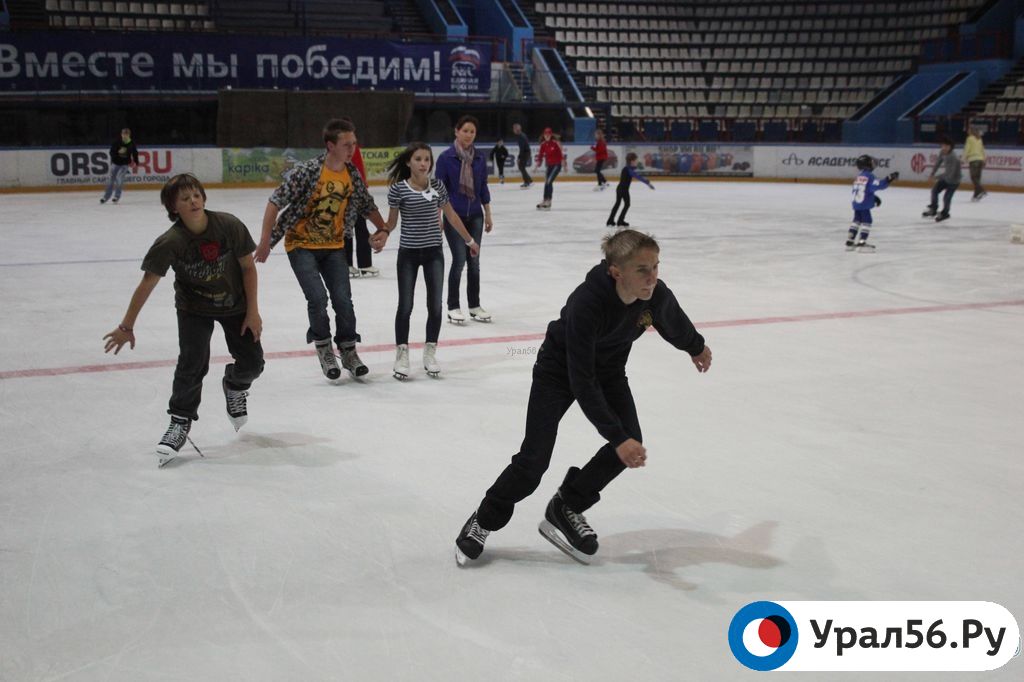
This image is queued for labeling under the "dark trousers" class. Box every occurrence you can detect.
[343,216,372,269]
[543,164,561,201]
[476,362,640,532]
[168,310,264,421]
[929,180,958,215]
[969,161,985,197]
[608,187,631,224]
[595,159,606,185]
[517,153,531,185]
[395,245,444,345]
[444,213,484,311]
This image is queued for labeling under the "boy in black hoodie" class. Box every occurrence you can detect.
[455,229,712,565]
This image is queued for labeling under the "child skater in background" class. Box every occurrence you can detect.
[922,137,961,223]
[848,154,898,251]
[591,128,609,190]
[534,128,566,210]
[606,152,654,227]
[103,174,264,467]
[372,143,480,379]
[489,140,509,185]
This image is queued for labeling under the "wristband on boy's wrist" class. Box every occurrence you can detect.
[118,324,133,333]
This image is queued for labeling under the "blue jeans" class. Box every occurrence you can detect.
[286,247,359,347]
[543,164,561,200]
[396,246,444,345]
[102,164,131,201]
[929,180,958,215]
[444,213,484,311]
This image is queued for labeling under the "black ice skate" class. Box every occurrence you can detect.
[616,220,630,227]
[855,241,876,252]
[538,492,598,564]
[845,240,857,251]
[455,510,490,566]
[339,343,369,378]
[222,378,249,431]
[922,207,937,218]
[156,416,203,468]
[935,212,951,222]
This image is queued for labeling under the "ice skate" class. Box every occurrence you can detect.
[359,266,379,278]
[447,308,466,325]
[339,343,369,378]
[536,199,551,210]
[922,207,937,218]
[99,197,108,204]
[519,182,532,189]
[616,220,630,227]
[935,212,950,223]
[347,266,360,278]
[111,197,119,204]
[845,240,857,251]
[423,342,440,377]
[538,492,598,564]
[455,510,490,566]
[976,190,987,201]
[468,306,492,323]
[315,339,341,380]
[855,241,876,252]
[222,378,249,431]
[393,344,410,380]
[606,220,616,227]
[156,416,202,467]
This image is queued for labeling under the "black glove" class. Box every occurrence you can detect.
[885,172,899,183]
[874,195,882,207]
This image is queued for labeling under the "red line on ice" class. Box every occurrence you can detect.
[3,299,1022,380]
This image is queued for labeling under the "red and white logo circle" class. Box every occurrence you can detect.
[911,153,927,174]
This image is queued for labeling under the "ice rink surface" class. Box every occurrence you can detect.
[1,178,1022,681]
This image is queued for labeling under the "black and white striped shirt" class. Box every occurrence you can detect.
[387,178,449,249]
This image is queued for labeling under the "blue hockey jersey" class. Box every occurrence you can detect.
[851,170,891,210]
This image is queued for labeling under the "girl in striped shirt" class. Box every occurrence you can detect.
[373,143,480,379]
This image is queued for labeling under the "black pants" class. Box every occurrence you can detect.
[343,215,372,269]
[168,310,265,421]
[476,361,639,531]
[608,187,631,224]
[395,245,444,345]
[929,180,958,215]
[595,159,606,185]
[517,153,531,185]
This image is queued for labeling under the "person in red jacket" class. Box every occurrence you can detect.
[533,128,566,210]
[591,128,609,190]
[344,146,379,277]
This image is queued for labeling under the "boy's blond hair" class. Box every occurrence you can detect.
[602,229,659,267]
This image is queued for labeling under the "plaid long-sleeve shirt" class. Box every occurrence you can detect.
[267,153,378,249]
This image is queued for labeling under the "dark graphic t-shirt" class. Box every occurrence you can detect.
[141,211,256,316]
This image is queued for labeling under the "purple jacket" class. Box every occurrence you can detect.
[435,145,491,217]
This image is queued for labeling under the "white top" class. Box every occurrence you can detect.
[386,178,450,249]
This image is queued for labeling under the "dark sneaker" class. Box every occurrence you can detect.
[340,344,369,378]
[222,378,249,431]
[315,339,341,380]
[455,511,490,565]
[538,492,598,564]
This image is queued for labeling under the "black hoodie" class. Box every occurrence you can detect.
[537,261,705,446]
[109,136,139,167]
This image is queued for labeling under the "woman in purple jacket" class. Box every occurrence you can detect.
[435,115,494,323]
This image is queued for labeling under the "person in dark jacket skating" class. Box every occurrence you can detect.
[455,229,713,565]
[489,139,509,184]
[100,128,139,204]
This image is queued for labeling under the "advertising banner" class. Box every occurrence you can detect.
[0,147,221,188]
[0,32,492,94]
[621,143,755,177]
[221,147,405,184]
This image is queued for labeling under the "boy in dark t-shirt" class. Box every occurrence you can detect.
[103,174,265,467]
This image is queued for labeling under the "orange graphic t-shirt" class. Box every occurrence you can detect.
[285,164,352,252]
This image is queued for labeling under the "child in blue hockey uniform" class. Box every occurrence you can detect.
[848,155,898,251]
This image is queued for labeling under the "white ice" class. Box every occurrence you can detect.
[1,179,1022,681]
